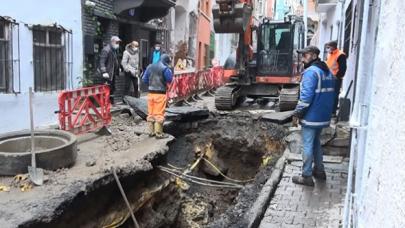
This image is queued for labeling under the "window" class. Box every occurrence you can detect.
[343,2,353,58]
[204,44,209,68]
[258,23,292,75]
[0,19,11,93]
[33,26,66,92]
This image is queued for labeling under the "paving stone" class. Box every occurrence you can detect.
[259,160,348,228]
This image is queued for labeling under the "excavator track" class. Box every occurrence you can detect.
[215,85,240,110]
[279,86,300,111]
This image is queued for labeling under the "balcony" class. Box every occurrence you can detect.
[114,0,176,22]
[316,0,338,12]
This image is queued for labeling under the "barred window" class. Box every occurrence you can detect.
[343,2,353,58]
[33,26,66,92]
[0,19,11,93]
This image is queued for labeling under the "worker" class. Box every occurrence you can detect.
[99,36,121,104]
[142,54,173,139]
[121,41,140,98]
[150,42,165,64]
[292,46,336,186]
[325,40,347,116]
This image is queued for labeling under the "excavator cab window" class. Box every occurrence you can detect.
[257,22,293,76]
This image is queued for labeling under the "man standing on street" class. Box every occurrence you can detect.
[143,54,173,139]
[150,42,164,64]
[122,41,141,98]
[292,46,336,186]
[99,36,121,103]
[325,40,347,116]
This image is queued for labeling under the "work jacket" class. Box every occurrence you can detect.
[326,49,347,78]
[98,44,120,81]
[294,59,336,128]
[142,61,173,94]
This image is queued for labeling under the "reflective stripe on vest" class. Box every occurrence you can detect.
[326,50,345,76]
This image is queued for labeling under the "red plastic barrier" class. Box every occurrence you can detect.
[167,67,226,102]
[58,85,112,134]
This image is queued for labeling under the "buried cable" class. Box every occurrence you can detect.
[112,168,140,228]
[202,158,255,183]
[158,166,243,189]
[158,166,244,187]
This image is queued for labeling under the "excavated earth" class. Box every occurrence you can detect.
[0,108,288,228]
[0,115,173,228]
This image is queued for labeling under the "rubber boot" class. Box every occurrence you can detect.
[154,122,168,139]
[292,175,315,186]
[148,122,155,137]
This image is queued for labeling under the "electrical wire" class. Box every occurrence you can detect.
[201,158,255,183]
[158,166,243,189]
[158,166,243,187]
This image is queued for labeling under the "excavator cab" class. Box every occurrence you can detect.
[256,18,305,77]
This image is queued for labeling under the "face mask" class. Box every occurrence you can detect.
[112,43,119,49]
[155,46,161,51]
[132,47,138,51]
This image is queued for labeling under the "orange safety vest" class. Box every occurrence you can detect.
[326,49,345,76]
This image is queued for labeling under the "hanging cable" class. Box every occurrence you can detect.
[158,166,243,189]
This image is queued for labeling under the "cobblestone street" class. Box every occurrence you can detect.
[259,159,348,228]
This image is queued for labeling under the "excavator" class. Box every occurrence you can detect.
[212,0,306,110]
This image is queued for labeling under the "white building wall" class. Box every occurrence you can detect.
[315,1,356,109]
[353,0,405,226]
[0,0,83,134]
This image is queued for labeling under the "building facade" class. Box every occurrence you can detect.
[197,0,213,70]
[0,0,83,134]
[315,0,405,226]
[82,0,175,97]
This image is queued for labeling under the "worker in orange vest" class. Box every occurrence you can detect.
[325,40,347,116]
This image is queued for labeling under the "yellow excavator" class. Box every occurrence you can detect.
[213,0,306,111]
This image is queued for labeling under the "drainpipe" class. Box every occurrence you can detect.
[343,0,371,226]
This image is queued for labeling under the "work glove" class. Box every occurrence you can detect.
[102,73,109,79]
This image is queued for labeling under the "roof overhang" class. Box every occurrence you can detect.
[114,0,176,22]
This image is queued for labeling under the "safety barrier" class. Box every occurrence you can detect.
[58,85,112,134]
[167,66,226,102]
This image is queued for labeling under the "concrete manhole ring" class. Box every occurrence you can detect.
[0,130,78,176]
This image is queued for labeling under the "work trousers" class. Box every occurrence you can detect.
[147,93,167,123]
[302,126,325,177]
[124,72,140,98]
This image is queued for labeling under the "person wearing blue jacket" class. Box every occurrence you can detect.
[143,54,173,139]
[292,46,336,186]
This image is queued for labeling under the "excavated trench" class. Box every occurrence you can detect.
[23,114,286,228]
